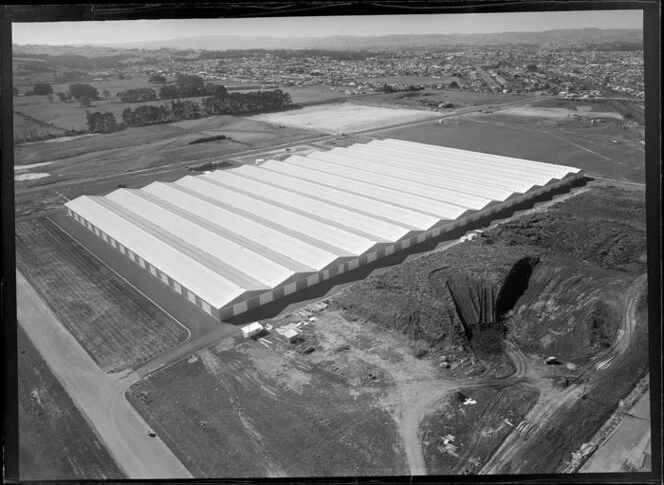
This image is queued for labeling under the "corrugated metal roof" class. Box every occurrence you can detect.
[346,144,537,194]
[138,183,338,272]
[65,196,247,308]
[106,189,301,288]
[363,141,564,190]
[230,165,441,231]
[202,169,419,240]
[261,157,469,220]
[173,176,379,255]
[373,138,578,179]
[311,147,514,201]
[65,138,583,312]
[293,152,493,211]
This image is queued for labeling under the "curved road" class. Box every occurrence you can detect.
[17,271,192,479]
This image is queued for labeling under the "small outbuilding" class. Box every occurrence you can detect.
[282,328,300,343]
[241,322,264,339]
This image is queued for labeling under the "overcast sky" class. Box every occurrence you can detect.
[13,10,642,46]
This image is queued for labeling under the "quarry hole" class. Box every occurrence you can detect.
[495,257,540,321]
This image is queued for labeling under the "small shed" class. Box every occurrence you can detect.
[241,322,264,339]
[282,328,300,343]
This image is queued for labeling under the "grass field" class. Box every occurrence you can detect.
[15,218,189,373]
[128,334,408,477]
[14,115,315,186]
[374,113,645,183]
[14,93,213,132]
[18,325,124,480]
[13,111,67,144]
[13,80,345,133]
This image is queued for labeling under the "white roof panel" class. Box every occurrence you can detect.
[141,182,339,271]
[106,189,296,288]
[346,144,536,194]
[263,157,468,220]
[364,141,563,190]
[202,169,418,239]
[375,138,581,178]
[316,147,513,201]
[65,196,245,308]
[298,152,493,211]
[174,175,378,255]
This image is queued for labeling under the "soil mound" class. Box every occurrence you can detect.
[505,253,636,361]
[487,186,646,271]
[333,243,540,372]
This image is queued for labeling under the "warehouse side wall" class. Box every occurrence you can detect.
[66,207,221,320]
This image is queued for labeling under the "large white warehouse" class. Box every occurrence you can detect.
[64,138,583,321]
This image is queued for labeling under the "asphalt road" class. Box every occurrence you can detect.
[17,271,192,479]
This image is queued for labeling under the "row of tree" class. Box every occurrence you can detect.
[121,100,201,126]
[117,87,158,103]
[201,89,292,115]
[86,87,292,132]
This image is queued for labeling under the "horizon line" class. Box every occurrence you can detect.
[13,26,642,48]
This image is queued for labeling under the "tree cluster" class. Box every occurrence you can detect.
[86,110,120,133]
[31,82,54,95]
[201,89,292,115]
[117,87,158,103]
[119,87,291,128]
[121,100,201,127]
[159,80,229,100]
[69,83,100,101]
[148,74,167,85]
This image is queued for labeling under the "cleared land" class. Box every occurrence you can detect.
[15,218,188,373]
[17,325,124,480]
[421,384,540,475]
[249,102,439,134]
[128,323,411,478]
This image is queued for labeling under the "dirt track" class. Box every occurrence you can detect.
[17,271,192,479]
[478,274,647,474]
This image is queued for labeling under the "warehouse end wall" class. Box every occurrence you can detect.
[66,208,221,320]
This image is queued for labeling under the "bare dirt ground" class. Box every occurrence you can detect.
[17,271,192,479]
[249,102,440,134]
[480,274,648,474]
[15,218,189,373]
[128,322,409,477]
